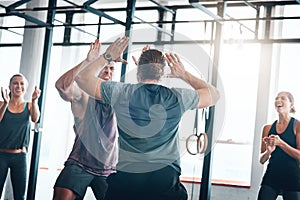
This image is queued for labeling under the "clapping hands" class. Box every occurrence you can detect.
[263,135,280,153]
[32,86,41,102]
[1,87,9,103]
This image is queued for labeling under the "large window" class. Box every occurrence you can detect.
[180,43,260,187]
[277,43,300,120]
[0,15,23,82]
[2,1,300,199]
[172,5,261,187]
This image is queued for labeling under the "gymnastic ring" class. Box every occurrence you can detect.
[186,134,198,155]
[197,133,208,154]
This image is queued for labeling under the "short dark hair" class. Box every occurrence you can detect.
[137,49,166,81]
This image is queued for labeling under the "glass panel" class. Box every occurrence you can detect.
[0,16,24,43]
[53,14,66,43]
[277,43,300,120]
[212,143,252,186]
[176,8,217,21]
[175,22,213,41]
[283,4,300,17]
[99,24,125,42]
[223,20,256,40]
[100,11,126,24]
[226,5,257,19]
[218,43,260,142]
[281,19,300,38]
[273,5,300,39]
[131,25,158,43]
[93,1,127,9]
[0,47,21,85]
[36,44,92,196]
[134,10,158,22]
[223,5,257,40]
[71,13,99,42]
[211,43,260,186]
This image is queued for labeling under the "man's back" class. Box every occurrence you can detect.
[100,82,199,173]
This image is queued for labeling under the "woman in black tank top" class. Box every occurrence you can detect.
[0,74,41,200]
[258,91,300,200]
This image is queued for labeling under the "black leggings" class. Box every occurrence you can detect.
[258,185,300,200]
[0,152,27,200]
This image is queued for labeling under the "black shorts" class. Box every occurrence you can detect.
[54,162,108,199]
[105,166,187,200]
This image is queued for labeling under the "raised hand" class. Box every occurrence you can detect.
[1,87,10,103]
[32,86,41,102]
[87,39,101,62]
[165,53,186,79]
[104,36,129,63]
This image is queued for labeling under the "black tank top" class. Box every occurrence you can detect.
[0,103,31,149]
[261,117,300,190]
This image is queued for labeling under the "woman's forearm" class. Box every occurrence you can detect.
[30,100,40,123]
[259,151,270,164]
[0,102,8,122]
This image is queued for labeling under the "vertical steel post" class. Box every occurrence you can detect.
[26,0,56,199]
[199,2,226,200]
[120,0,136,82]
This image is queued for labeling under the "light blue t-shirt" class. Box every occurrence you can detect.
[101,81,199,174]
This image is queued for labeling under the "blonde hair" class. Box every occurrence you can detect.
[279,91,296,113]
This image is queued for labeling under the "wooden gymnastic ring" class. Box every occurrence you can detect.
[197,133,208,154]
[186,134,198,155]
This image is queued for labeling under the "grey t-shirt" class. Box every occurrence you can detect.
[101,82,199,174]
[67,97,118,176]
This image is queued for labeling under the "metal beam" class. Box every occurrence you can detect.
[120,0,136,82]
[225,13,255,33]
[9,11,49,26]
[55,18,97,38]
[190,1,223,24]
[149,0,175,14]
[6,0,31,11]
[3,0,49,27]
[83,0,125,26]
[242,0,258,10]
[2,28,23,36]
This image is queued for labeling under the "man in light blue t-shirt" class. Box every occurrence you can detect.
[76,36,220,200]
